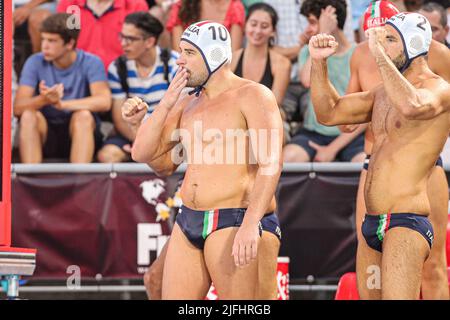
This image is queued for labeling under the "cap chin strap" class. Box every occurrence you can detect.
[399,58,412,73]
[188,60,228,97]
[399,52,427,73]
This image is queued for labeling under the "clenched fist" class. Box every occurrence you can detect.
[367,27,387,58]
[121,96,149,127]
[308,34,339,60]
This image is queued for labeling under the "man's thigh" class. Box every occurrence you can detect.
[382,227,430,300]
[257,232,280,299]
[204,227,259,300]
[162,224,211,300]
[356,237,382,300]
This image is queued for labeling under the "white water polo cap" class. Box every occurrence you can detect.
[385,12,432,72]
[180,21,232,96]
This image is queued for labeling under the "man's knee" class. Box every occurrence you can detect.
[19,110,39,131]
[97,145,127,163]
[351,152,366,163]
[70,110,95,132]
[282,144,310,162]
[423,253,447,279]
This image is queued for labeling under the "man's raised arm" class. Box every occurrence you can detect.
[310,34,374,126]
[130,67,188,164]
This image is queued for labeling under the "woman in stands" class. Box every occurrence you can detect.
[166,0,245,51]
[231,3,290,107]
[231,3,291,121]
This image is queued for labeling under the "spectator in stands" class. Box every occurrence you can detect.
[419,2,450,47]
[97,12,178,163]
[283,0,365,163]
[404,0,424,10]
[166,0,245,51]
[57,0,149,70]
[350,0,371,42]
[13,13,111,163]
[241,0,260,14]
[259,1,354,142]
[149,0,177,48]
[260,0,353,76]
[14,0,56,53]
[231,3,291,144]
[232,3,290,107]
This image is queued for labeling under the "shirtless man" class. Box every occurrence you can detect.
[123,21,283,299]
[309,12,450,299]
[344,1,450,299]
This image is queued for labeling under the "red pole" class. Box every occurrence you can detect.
[0,0,12,247]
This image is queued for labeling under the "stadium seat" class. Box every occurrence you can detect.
[335,272,360,300]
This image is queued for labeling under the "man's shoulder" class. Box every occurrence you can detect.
[352,41,370,57]
[429,40,450,61]
[25,52,46,65]
[77,50,103,64]
[270,50,291,68]
[234,80,275,104]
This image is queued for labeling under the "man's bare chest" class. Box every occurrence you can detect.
[180,101,247,142]
[371,92,404,138]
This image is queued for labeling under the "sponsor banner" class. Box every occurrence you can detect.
[10,170,400,280]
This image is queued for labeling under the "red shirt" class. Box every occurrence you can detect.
[57,0,149,69]
[166,0,245,33]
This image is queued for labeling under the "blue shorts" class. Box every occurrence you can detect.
[289,128,364,161]
[361,213,434,252]
[103,134,131,150]
[43,114,103,159]
[363,155,442,170]
[176,205,281,249]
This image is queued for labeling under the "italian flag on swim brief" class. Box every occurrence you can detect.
[202,209,219,239]
[376,213,391,242]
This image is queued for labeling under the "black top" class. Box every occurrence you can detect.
[234,49,274,89]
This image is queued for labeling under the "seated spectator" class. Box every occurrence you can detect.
[166,0,245,51]
[403,0,424,11]
[97,12,179,163]
[283,0,365,163]
[231,3,291,144]
[241,0,260,14]
[232,3,291,107]
[14,13,111,163]
[349,0,371,42]
[266,0,353,68]
[149,0,178,48]
[391,0,407,10]
[419,2,450,47]
[57,0,149,70]
[14,0,56,53]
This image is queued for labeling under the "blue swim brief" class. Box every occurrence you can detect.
[361,212,434,253]
[176,205,281,249]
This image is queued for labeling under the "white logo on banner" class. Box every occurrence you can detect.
[137,223,169,272]
[140,179,166,205]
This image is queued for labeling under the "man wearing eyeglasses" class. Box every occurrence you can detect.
[97,12,179,163]
[57,0,149,70]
